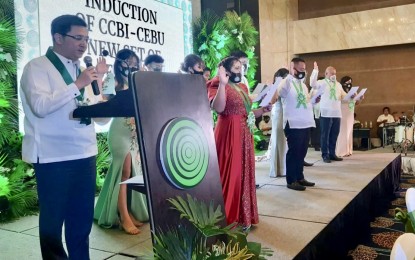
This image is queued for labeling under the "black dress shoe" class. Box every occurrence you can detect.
[330,155,343,161]
[323,157,331,163]
[314,147,321,151]
[298,179,315,187]
[304,161,314,167]
[287,182,306,191]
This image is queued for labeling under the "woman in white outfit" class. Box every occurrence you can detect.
[269,68,289,177]
[336,76,360,157]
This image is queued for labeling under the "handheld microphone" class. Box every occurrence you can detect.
[83,56,100,95]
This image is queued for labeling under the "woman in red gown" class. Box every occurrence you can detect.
[207,57,271,228]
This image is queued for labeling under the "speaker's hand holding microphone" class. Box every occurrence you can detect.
[74,56,101,95]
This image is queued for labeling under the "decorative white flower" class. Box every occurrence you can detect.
[125,117,137,151]
[231,29,238,34]
[247,111,256,133]
[237,32,244,44]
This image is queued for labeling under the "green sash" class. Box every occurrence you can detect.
[45,47,90,125]
[348,100,355,111]
[292,80,307,109]
[325,79,337,100]
[229,82,255,133]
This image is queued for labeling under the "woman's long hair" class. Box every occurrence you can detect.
[114,49,139,91]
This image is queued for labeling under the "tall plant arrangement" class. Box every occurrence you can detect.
[0,0,39,221]
[193,11,228,78]
[220,11,259,89]
[193,11,259,88]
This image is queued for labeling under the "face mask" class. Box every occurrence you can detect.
[330,75,336,82]
[294,68,306,80]
[152,67,162,72]
[192,70,204,75]
[229,72,242,83]
[120,67,129,77]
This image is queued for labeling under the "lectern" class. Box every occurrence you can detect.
[73,72,225,239]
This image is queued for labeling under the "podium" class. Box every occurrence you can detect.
[74,72,225,238]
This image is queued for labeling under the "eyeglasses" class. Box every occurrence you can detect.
[63,34,90,42]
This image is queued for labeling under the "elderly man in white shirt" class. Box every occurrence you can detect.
[20,15,108,259]
[310,62,347,163]
[278,57,318,191]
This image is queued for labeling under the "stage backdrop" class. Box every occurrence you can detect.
[14,0,193,132]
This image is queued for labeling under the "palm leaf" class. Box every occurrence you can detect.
[96,133,110,190]
[153,226,196,260]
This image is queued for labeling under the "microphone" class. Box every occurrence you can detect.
[83,56,100,95]
[101,50,109,57]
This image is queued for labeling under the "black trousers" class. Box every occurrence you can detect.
[284,123,310,184]
[310,117,321,148]
[34,156,96,260]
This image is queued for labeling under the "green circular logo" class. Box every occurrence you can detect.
[159,118,209,189]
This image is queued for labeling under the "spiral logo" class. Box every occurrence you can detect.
[159,118,209,189]
[160,117,209,189]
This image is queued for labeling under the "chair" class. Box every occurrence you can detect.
[390,233,415,260]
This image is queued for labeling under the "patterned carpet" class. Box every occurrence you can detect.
[347,173,415,259]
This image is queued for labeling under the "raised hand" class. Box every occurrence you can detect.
[314,61,318,70]
[290,61,295,76]
[95,57,109,75]
[218,66,229,86]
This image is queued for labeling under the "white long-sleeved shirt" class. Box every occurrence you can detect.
[278,75,315,129]
[310,69,346,118]
[20,51,104,163]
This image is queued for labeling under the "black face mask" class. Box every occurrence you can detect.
[343,83,352,92]
[294,68,306,80]
[192,70,204,75]
[229,72,242,83]
[121,67,138,77]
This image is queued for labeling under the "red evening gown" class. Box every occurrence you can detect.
[207,77,259,227]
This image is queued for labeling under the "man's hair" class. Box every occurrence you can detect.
[383,107,390,112]
[230,50,248,59]
[51,15,87,39]
[144,54,164,65]
[291,57,305,64]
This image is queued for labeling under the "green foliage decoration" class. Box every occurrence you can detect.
[96,133,111,191]
[193,11,228,78]
[220,11,259,88]
[152,194,273,259]
[193,10,259,89]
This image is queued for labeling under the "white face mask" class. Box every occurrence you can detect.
[330,75,336,82]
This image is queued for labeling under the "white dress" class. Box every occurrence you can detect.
[269,98,287,177]
[336,101,355,157]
